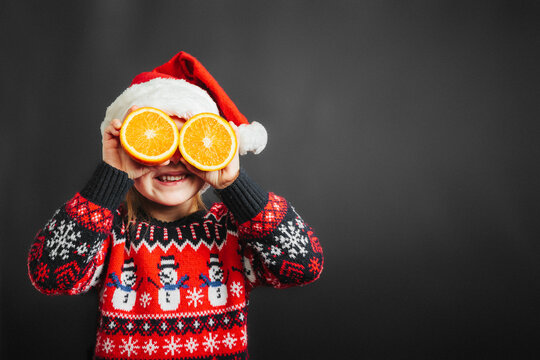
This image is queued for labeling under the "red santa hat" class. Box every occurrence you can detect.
[101,51,267,155]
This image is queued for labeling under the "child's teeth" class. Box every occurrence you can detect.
[160,175,186,182]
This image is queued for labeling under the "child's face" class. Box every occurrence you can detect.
[133,117,205,210]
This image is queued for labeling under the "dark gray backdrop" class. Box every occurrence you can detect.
[2,1,540,359]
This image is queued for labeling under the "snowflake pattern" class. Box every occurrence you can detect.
[143,339,159,356]
[99,284,108,305]
[222,332,237,349]
[248,214,310,266]
[202,333,220,353]
[186,287,204,308]
[270,245,282,256]
[86,240,104,263]
[119,337,139,357]
[45,209,60,231]
[35,262,49,282]
[251,217,309,265]
[308,257,322,274]
[73,239,102,264]
[101,338,115,354]
[45,219,82,261]
[251,241,276,265]
[163,336,182,356]
[184,337,199,354]
[76,243,89,256]
[230,281,243,298]
[275,217,309,259]
[240,326,248,346]
[139,292,152,308]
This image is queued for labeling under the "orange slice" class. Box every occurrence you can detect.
[179,113,237,171]
[119,107,179,165]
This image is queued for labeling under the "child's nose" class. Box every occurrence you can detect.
[169,149,182,164]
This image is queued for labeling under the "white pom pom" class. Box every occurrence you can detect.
[237,121,268,155]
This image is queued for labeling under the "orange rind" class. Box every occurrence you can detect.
[119,107,179,165]
[178,113,237,171]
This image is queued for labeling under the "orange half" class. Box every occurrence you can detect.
[178,113,237,171]
[119,107,179,165]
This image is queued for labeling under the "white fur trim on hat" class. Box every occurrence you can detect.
[101,78,220,135]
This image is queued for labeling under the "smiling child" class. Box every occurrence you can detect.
[28,51,324,360]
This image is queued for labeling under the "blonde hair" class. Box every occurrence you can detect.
[125,188,206,225]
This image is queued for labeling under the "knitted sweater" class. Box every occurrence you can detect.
[28,163,324,360]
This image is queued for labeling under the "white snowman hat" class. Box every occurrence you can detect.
[207,253,223,267]
[122,259,137,272]
[101,51,267,156]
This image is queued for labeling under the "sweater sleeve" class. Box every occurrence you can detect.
[28,162,133,295]
[216,169,324,289]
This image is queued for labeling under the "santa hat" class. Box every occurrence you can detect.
[101,51,267,156]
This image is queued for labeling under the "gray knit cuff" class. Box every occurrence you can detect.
[80,162,134,210]
[215,169,268,224]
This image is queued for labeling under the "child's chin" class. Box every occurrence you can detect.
[156,191,200,206]
[155,197,192,207]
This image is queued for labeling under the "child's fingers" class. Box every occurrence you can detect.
[111,118,123,130]
[104,120,121,138]
[180,158,205,177]
[103,129,118,142]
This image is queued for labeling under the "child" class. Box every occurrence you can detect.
[28,51,324,360]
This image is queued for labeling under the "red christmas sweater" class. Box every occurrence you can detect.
[28,163,323,360]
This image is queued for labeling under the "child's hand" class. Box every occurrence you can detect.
[102,107,170,179]
[180,122,240,189]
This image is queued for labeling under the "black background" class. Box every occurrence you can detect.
[2,1,540,359]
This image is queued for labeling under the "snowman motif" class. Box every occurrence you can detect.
[233,249,257,285]
[242,254,257,284]
[107,259,139,311]
[148,255,189,311]
[200,254,229,307]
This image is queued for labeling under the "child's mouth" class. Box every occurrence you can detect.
[156,174,187,183]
